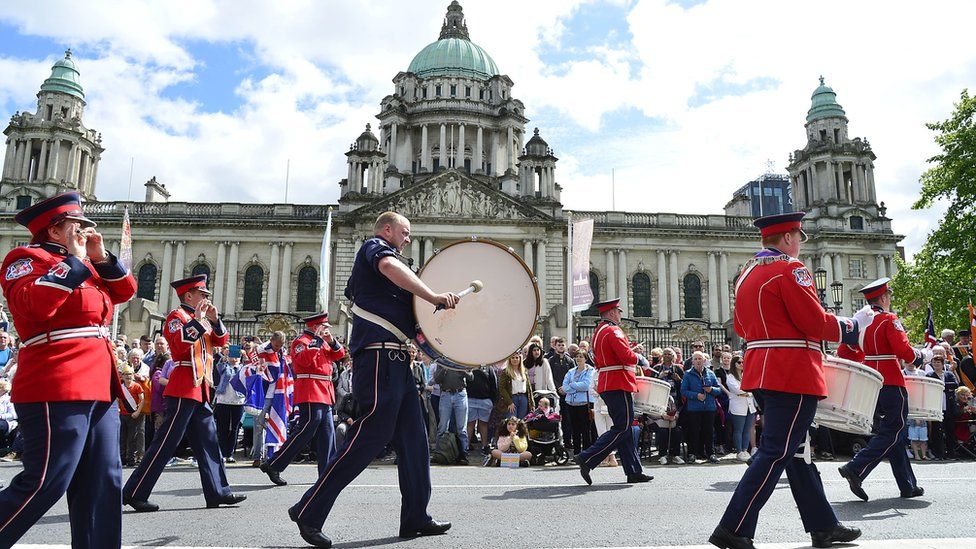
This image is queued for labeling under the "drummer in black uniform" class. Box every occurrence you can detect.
[288,211,458,548]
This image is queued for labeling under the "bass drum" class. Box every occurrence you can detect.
[414,238,539,371]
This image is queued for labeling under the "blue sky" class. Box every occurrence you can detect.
[1,0,974,256]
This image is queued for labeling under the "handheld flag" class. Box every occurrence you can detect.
[924,305,937,349]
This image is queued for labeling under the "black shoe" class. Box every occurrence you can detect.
[901,486,924,498]
[260,460,287,485]
[708,454,720,464]
[288,507,332,548]
[626,473,653,483]
[457,456,469,466]
[399,519,451,538]
[837,466,868,501]
[123,496,159,513]
[574,454,592,485]
[708,525,755,549]
[206,493,247,508]
[811,522,861,548]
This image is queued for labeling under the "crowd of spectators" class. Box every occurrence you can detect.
[0,315,973,471]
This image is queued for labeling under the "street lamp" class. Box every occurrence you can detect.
[814,268,828,308]
[830,281,844,314]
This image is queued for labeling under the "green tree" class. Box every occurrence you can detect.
[893,89,976,340]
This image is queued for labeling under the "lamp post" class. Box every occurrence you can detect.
[814,268,829,309]
[830,281,844,314]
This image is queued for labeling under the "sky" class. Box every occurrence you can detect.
[1,0,972,257]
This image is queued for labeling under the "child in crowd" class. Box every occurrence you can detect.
[486,417,532,466]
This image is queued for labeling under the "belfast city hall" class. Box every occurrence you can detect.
[0,2,902,350]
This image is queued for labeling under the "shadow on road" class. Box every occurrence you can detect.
[332,536,407,548]
[706,478,789,493]
[154,484,276,497]
[832,496,931,521]
[482,483,629,501]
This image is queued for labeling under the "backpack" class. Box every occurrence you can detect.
[431,431,460,465]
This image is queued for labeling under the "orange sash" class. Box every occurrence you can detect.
[191,335,215,387]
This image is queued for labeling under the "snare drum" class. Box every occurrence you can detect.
[413,238,539,371]
[816,356,884,435]
[905,376,945,421]
[633,376,670,418]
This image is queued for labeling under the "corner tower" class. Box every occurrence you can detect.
[1,50,104,209]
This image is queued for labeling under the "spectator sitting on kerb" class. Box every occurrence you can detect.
[486,417,532,467]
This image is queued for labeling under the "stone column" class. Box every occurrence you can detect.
[9,140,22,179]
[523,240,534,273]
[490,131,499,176]
[821,253,833,288]
[410,239,420,269]
[719,252,730,322]
[173,241,187,283]
[475,126,483,173]
[2,139,13,178]
[887,256,898,277]
[225,242,240,317]
[604,248,616,298]
[707,252,719,324]
[35,140,48,183]
[506,126,514,172]
[49,139,61,180]
[457,124,465,170]
[279,242,294,312]
[66,144,79,184]
[20,138,33,180]
[657,250,668,321]
[424,238,435,266]
[389,122,398,172]
[214,241,227,310]
[421,125,429,170]
[268,242,281,311]
[536,239,547,311]
[159,241,174,311]
[617,249,628,316]
[439,124,447,170]
[832,253,844,286]
[669,250,680,321]
[876,254,886,278]
[346,162,355,190]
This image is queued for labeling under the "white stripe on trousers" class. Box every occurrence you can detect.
[857,388,907,478]
[0,403,50,533]
[297,352,381,519]
[734,394,804,534]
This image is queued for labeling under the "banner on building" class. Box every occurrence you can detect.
[119,207,132,271]
[571,218,594,312]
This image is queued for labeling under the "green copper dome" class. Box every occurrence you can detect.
[806,76,845,123]
[40,49,84,100]
[407,38,499,80]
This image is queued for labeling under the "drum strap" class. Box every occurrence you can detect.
[350,304,411,344]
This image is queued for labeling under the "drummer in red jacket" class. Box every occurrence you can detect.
[0,192,136,548]
[710,212,861,549]
[123,274,246,512]
[262,312,346,485]
[574,298,653,485]
[837,278,929,501]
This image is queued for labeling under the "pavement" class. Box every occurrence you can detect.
[4,456,976,548]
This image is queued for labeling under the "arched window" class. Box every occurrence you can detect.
[632,272,652,317]
[583,270,601,316]
[243,265,264,311]
[136,263,157,301]
[683,273,702,319]
[191,263,211,286]
[296,266,318,312]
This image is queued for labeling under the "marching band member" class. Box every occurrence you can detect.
[837,278,929,500]
[710,212,861,549]
[574,298,653,485]
[288,212,457,548]
[123,275,246,512]
[0,192,136,548]
[261,312,345,485]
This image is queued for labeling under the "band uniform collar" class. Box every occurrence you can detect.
[180,303,195,314]
[39,241,69,256]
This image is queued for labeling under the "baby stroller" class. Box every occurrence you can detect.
[525,390,570,466]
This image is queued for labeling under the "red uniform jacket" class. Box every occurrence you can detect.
[1,243,136,403]
[162,304,230,402]
[734,250,849,398]
[592,319,639,393]
[289,330,346,405]
[837,306,920,388]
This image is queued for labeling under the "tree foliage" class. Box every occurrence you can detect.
[893,89,976,339]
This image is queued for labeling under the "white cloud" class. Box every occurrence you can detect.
[0,0,971,257]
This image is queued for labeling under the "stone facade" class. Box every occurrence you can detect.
[0,4,902,345]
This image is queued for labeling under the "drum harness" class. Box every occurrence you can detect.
[350,304,411,362]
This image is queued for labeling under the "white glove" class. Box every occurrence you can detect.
[919,347,934,364]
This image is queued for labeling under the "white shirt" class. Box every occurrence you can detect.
[725,375,757,416]
[0,393,17,430]
[511,374,527,395]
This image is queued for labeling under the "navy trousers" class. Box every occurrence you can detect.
[0,401,121,549]
[267,402,336,476]
[578,390,642,476]
[123,397,231,505]
[290,349,431,531]
[846,385,917,494]
[719,390,836,538]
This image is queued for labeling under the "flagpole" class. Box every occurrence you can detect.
[566,210,573,342]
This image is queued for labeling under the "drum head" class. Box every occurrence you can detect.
[414,239,539,368]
